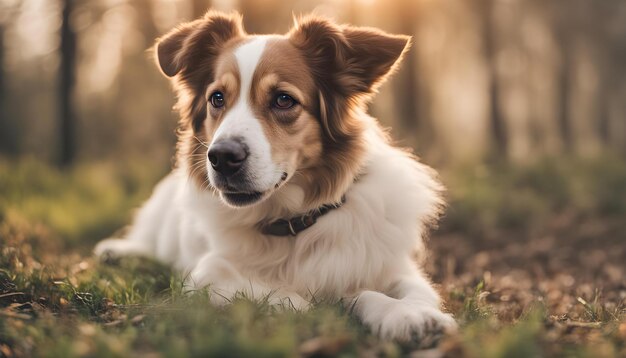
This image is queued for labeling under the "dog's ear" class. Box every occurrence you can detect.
[289,16,410,96]
[289,17,409,142]
[155,11,245,77]
[341,26,410,93]
[156,20,201,77]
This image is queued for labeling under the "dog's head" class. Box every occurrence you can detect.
[156,11,409,208]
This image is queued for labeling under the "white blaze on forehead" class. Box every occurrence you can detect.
[210,37,279,190]
[235,37,269,104]
[212,37,268,142]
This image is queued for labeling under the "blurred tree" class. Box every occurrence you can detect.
[553,14,572,153]
[0,0,22,155]
[59,0,77,166]
[547,1,576,152]
[393,0,420,141]
[478,0,507,157]
[135,0,159,40]
[588,1,626,153]
[603,1,626,153]
[0,24,7,151]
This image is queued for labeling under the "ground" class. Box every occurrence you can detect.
[1,157,625,357]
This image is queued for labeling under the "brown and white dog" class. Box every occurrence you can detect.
[95,11,456,341]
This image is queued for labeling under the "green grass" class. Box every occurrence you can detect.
[441,155,626,238]
[0,232,367,357]
[0,158,166,247]
[1,156,625,357]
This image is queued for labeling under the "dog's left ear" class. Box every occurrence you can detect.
[340,26,410,94]
[290,17,409,142]
[290,17,410,96]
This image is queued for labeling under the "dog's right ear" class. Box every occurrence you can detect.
[156,20,200,77]
[155,11,245,77]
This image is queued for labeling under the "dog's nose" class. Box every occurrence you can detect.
[208,139,248,176]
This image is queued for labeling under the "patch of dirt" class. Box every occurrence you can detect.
[428,212,626,352]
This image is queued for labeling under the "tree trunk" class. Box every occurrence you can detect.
[549,1,574,154]
[480,0,507,158]
[135,0,159,40]
[556,36,572,153]
[394,0,420,138]
[59,0,77,167]
[0,24,14,154]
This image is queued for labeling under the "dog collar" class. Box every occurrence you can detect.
[260,195,346,237]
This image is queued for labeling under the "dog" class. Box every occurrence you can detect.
[95,10,457,342]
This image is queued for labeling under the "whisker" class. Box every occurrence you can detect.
[201,178,215,193]
[188,160,205,170]
[185,161,209,187]
[193,135,210,148]
[188,165,206,181]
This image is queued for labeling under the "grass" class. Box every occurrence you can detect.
[441,155,626,238]
[1,156,626,357]
[0,157,165,247]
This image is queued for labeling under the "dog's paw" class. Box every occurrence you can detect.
[384,306,456,343]
[93,239,147,262]
[362,303,457,344]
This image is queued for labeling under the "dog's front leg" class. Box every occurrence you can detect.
[187,253,309,310]
[351,273,457,342]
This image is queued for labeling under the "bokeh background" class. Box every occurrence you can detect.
[1,0,626,165]
[1,0,625,356]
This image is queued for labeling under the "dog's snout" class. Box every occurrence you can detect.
[208,139,248,176]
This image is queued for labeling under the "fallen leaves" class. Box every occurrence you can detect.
[299,335,353,357]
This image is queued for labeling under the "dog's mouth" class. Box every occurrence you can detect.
[212,171,290,208]
[221,190,265,207]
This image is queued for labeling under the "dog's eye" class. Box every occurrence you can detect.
[273,93,297,109]
[209,92,225,108]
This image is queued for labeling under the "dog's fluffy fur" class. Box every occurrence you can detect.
[95,11,456,341]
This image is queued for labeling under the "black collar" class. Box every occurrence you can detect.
[260,196,346,237]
